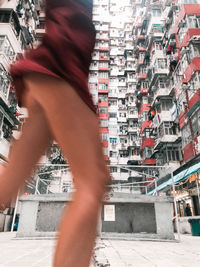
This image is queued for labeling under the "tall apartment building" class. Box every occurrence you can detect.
[132,0,200,213]
[89,0,142,183]
[90,0,200,209]
[0,0,40,166]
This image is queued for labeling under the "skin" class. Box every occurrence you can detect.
[0,73,110,267]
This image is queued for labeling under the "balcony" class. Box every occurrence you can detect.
[118,92,126,98]
[99,56,109,61]
[118,81,126,87]
[158,110,173,123]
[108,91,118,98]
[108,105,118,113]
[154,133,181,150]
[109,157,118,165]
[89,65,98,71]
[99,46,109,51]
[127,112,138,120]
[152,88,170,104]
[117,116,127,123]
[150,68,169,87]
[112,172,129,181]
[88,76,98,83]
[0,22,21,54]
[127,77,136,83]
[118,157,128,165]
[128,126,138,133]
[128,155,141,162]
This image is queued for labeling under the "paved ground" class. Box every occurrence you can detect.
[0,233,200,267]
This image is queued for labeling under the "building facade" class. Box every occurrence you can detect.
[90,0,200,212]
[0,0,40,165]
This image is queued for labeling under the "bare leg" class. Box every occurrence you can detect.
[0,93,52,204]
[24,73,110,267]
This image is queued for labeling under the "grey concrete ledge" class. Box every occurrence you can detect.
[19,192,174,203]
[100,232,176,241]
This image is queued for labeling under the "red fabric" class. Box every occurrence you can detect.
[10,0,96,113]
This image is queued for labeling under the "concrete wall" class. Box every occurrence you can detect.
[101,203,156,233]
[17,193,175,240]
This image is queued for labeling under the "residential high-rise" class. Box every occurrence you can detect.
[90,0,200,209]
[0,0,40,165]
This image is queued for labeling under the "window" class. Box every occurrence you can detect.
[0,36,15,61]
[159,79,166,89]
[142,81,149,88]
[187,15,200,28]
[99,83,108,90]
[109,100,117,106]
[110,167,117,173]
[100,120,108,127]
[152,9,161,17]
[161,100,173,111]
[188,72,199,100]
[140,66,147,74]
[158,122,177,137]
[109,112,117,118]
[2,118,12,141]
[110,137,117,144]
[101,133,108,141]
[164,122,177,135]
[193,45,200,58]
[99,94,108,102]
[191,109,200,137]
[119,151,128,157]
[154,42,162,50]
[144,147,154,159]
[130,134,137,141]
[99,62,108,68]
[157,59,167,69]
[99,107,107,114]
[0,64,9,98]
[164,147,181,162]
[99,72,108,78]
[119,112,126,118]
[110,151,117,158]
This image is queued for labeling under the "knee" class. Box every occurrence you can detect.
[76,165,111,201]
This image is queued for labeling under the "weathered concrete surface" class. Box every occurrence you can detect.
[0,233,200,267]
[17,193,174,239]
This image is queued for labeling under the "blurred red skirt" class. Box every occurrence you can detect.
[10,0,96,113]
